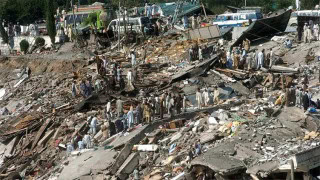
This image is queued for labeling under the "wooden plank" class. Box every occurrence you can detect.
[37,129,55,146]
[215,68,247,76]
[31,118,51,150]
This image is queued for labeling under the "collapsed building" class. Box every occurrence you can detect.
[0,3,320,180]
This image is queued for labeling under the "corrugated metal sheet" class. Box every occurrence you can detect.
[232,10,292,47]
[188,25,221,40]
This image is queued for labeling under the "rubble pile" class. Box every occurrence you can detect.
[2,12,320,180]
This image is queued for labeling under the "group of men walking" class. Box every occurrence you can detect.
[303,20,320,43]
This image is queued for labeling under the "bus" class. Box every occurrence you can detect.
[107,16,152,34]
[213,11,263,28]
[288,10,320,27]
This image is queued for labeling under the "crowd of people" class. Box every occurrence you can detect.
[302,20,320,43]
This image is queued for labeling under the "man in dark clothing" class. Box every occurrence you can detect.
[136,104,141,124]
[302,92,309,111]
[115,118,124,133]
[119,77,125,90]
[160,97,164,119]
[176,94,182,115]
[109,120,116,136]
[317,99,320,109]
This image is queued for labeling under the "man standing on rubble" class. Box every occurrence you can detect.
[182,15,188,29]
[176,94,182,115]
[302,90,310,111]
[307,26,313,43]
[247,51,253,70]
[105,101,112,120]
[303,74,309,92]
[196,88,202,109]
[213,87,220,105]
[183,94,187,112]
[116,97,123,117]
[117,66,121,82]
[233,48,240,69]
[202,89,210,107]
[314,24,319,41]
[199,46,203,61]
[240,48,247,69]
[131,51,136,67]
[257,49,265,69]
[90,117,98,136]
[166,93,171,114]
[136,103,142,124]
[71,81,78,97]
[155,95,160,115]
[95,79,102,92]
[189,45,194,62]
[169,94,175,117]
[242,38,250,52]
[80,80,87,97]
[226,50,233,69]
[100,121,109,140]
[127,105,134,129]
[161,92,167,114]
[296,87,302,108]
[86,79,93,96]
[144,102,151,124]
[268,48,274,68]
[197,15,202,27]
[156,20,161,33]
[191,15,197,29]
[303,23,308,43]
[254,49,259,69]
[127,69,133,88]
[83,134,92,149]
[160,95,164,119]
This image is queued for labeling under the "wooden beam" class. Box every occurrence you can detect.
[215,68,247,76]
[31,118,51,150]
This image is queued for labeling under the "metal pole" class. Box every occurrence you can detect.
[71,0,77,35]
[290,159,295,180]
[245,0,247,7]
[118,0,121,51]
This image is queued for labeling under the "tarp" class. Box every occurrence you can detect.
[232,10,292,47]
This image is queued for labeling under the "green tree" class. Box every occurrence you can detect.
[0,0,9,44]
[20,39,30,54]
[46,0,56,44]
[83,12,98,28]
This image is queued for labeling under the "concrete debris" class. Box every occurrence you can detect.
[1,4,320,180]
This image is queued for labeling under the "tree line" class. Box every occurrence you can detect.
[0,0,320,25]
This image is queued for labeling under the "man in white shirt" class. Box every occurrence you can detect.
[196,88,202,109]
[257,49,265,69]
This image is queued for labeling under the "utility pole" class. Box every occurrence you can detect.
[71,0,77,35]
[118,0,121,51]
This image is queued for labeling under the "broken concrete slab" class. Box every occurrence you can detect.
[246,161,279,177]
[277,107,306,137]
[191,153,246,176]
[58,149,117,180]
[116,152,139,179]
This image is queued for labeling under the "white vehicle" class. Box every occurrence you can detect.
[213,11,263,28]
[108,16,151,34]
[288,10,320,27]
